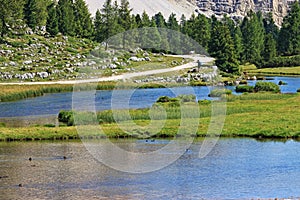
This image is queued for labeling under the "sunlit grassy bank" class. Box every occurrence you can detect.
[0,81,185,102]
[0,84,74,102]
[241,64,300,76]
[249,66,300,76]
[0,93,299,141]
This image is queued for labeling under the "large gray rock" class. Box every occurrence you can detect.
[23,60,33,65]
[37,72,49,79]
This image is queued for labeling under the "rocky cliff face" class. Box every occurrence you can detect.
[195,0,296,25]
[87,0,296,25]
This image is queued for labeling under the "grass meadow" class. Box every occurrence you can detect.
[0,92,299,141]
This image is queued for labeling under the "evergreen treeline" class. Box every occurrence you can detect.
[0,0,300,74]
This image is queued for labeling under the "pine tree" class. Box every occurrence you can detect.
[118,0,132,30]
[147,19,161,50]
[263,12,279,40]
[240,11,265,64]
[118,0,133,48]
[278,1,300,55]
[222,14,235,37]
[185,13,196,37]
[167,13,179,31]
[94,9,103,42]
[135,14,143,28]
[179,14,197,54]
[36,0,51,27]
[262,33,277,62]
[57,0,75,36]
[0,0,24,37]
[153,12,166,28]
[233,26,243,63]
[24,0,38,30]
[98,0,122,49]
[152,13,168,52]
[141,11,151,27]
[46,2,59,36]
[191,14,210,49]
[139,11,151,47]
[73,0,93,38]
[209,21,239,74]
[167,13,181,54]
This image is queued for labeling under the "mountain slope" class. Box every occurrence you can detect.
[86,0,197,19]
[86,0,296,24]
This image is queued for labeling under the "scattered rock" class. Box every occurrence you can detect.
[23,60,33,65]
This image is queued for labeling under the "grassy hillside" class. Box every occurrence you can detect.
[0,34,95,82]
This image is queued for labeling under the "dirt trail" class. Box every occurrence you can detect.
[0,55,214,85]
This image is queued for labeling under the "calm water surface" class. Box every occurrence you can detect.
[0,76,299,118]
[0,138,300,199]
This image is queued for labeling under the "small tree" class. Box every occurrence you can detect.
[57,0,75,36]
[0,0,24,37]
[74,0,93,38]
[262,33,276,62]
[209,20,239,74]
[46,2,59,36]
[24,0,38,30]
[278,1,300,55]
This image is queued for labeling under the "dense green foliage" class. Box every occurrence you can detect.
[208,17,239,73]
[254,82,280,93]
[236,82,281,93]
[235,85,255,93]
[0,0,300,73]
[278,2,300,56]
[208,89,232,97]
[260,55,300,68]
[46,2,59,36]
[156,94,196,103]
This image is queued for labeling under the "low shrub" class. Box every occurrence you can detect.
[236,85,255,93]
[44,124,56,127]
[278,80,287,85]
[177,94,196,102]
[297,88,300,93]
[239,80,248,85]
[58,110,74,126]
[254,82,280,93]
[198,100,211,105]
[156,96,178,103]
[58,110,97,126]
[208,89,232,97]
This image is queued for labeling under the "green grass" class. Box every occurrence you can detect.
[0,92,298,141]
[240,63,257,71]
[0,34,96,82]
[245,66,300,76]
[101,93,300,138]
[0,84,74,102]
[0,81,190,102]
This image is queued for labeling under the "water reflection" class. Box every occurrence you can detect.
[1,138,300,199]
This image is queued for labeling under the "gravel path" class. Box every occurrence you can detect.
[0,55,214,85]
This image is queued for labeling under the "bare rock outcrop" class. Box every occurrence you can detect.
[196,0,296,25]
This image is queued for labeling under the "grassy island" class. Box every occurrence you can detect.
[0,92,299,141]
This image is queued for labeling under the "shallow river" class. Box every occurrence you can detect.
[0,76,299,118]
[1,138,300,199]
